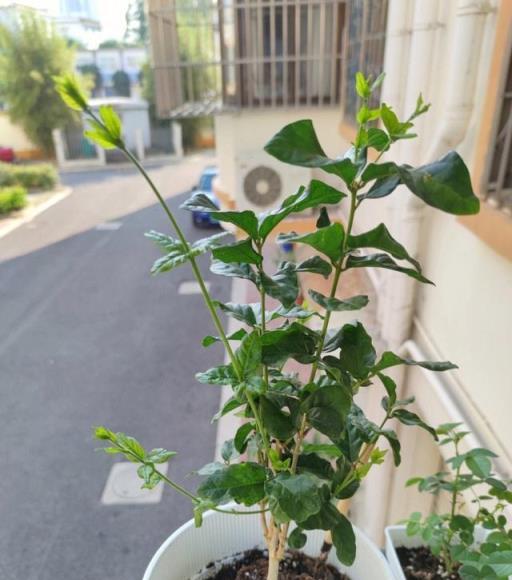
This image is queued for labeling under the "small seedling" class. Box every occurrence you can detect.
[405,423,512,579]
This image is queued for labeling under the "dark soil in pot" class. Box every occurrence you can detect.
[201,548,350,580]
[396,546,461,580]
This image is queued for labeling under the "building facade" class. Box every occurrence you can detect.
[75,46,148,98]
[147,0,512,543]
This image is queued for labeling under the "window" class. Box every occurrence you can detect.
[485,43,512,215]
[343,0,388,123]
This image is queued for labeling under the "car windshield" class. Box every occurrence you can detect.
[199,172,215,191]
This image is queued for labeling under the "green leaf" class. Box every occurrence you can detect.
[258,180,345,240]
[221,440,237,462]
[346,253,433,284]
[332,514,356,566]
[202,328,247,347]
[398,151,480,215]
[146,448,177,463]
[236,332,262,379]
[377,373,397,406]
[197,462,267,506]
[260,396,296,440]
[355,72,371,99]
[266,473,328,523]
[137,464,162,489]
[215,302,259,326]
[301,385,352,440]
[193,499,215,527]
[392,409,437,439]
[84,121,118,149]
[264,120,358,185]
[261,322,318,366]
[98,105,122,143]
[367,128,390,152]
[359,175,401,200]
[210,261,258,284]
[333,321,376,379]
[381,103,414,139]
[381,429,401,466]
[308,290,369,312]
[466,454,492,479]
[212,239,262,266]
[147,231,227,274]
[234,422,255,454]
[361,162,398,183]
[302,443,342,459]
[314,208,329,231]
[212,210,259,238]
[295,256,332,278]
[288,527,307,549]
[181,192,219,211]
[54,73,88,111]
[280,222,344,262]
[349,223,421,271]
[260,262,299,309]
[372,351,458,373]
[196,364,236,385]
[297,453,335,480]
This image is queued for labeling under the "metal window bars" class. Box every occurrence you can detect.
[485,50,512,215]
[147,0,347,118]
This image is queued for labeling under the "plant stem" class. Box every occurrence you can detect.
[119,146,242,379]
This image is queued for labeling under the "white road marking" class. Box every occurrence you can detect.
[100,461,168,505]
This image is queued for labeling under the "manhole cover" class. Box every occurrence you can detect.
[101,462,168,505]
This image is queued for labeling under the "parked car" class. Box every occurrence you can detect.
[190,166,220,227]
[0,146,15,163]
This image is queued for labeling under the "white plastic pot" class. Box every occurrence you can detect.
[144,507,394,580]
[385,524,489,580]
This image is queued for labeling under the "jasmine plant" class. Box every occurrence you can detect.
[55,72,480,580]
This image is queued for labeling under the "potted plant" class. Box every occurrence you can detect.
[386,424,512,580]
[55,72,480,580]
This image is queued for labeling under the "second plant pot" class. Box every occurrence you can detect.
[144,506,394,580]
[385,524,489,580]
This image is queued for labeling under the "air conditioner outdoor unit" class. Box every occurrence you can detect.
[234,152,312,214]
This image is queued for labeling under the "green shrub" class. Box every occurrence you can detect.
[0,163,58,190]
[0,186,27,214]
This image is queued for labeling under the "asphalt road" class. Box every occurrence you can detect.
[0,157,231,580]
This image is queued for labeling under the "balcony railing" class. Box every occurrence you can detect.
[147,0,347,118]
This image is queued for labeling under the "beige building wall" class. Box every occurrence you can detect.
[0,112,41,157]
[343,0,512,543]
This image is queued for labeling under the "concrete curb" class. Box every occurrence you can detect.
[0,186,72,240]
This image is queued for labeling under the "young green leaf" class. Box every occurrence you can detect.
[54,73,88,111]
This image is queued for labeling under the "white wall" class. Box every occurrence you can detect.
[215,107,349,203]
[0,112,36,152]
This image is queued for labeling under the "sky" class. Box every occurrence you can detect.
[14,0,131,43]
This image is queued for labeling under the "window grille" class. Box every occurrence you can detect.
[485,45,512,215]
[147,0,346,118]
[343,0,388,124]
